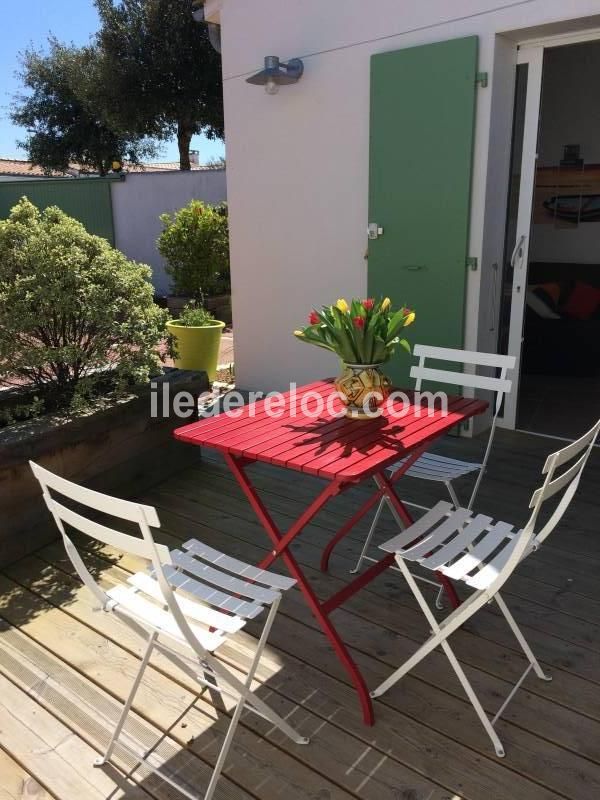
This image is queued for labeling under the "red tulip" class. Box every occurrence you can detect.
[309,311,319,325]
[362,298,375,311]
[353,316,365,329]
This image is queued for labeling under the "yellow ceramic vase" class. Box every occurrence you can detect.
[334,363,391,419]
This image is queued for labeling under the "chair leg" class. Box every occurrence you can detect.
[204,596,308,800]
[204,598,310,745]
[350,495,386,574]
[204,691,246,800]
[439,638,505,758]
[371,555,506,757]
[445,480,461,509]
[95,630,157,767]
[494,593,552,682]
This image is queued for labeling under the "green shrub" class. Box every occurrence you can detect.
[177,302,215,327]
[158,200,229,301]
[0,197,169,414]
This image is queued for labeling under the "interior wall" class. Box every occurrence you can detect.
[529,40,600,265]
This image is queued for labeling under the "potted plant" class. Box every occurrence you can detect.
[158,200,231,323]
[166,303,225,382]
[294,297,415,418]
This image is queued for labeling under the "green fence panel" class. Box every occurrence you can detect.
[0,177,117,244]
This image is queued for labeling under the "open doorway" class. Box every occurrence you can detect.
[501,38,600,439]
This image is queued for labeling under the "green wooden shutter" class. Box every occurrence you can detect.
[368,36,479,387]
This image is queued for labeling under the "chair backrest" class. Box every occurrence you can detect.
[474,418,599,600]
[30,461,210,656]
[525,417,600,546]
[410,344,516,417]
[410,345,516,508]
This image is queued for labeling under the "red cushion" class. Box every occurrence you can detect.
[562,281,600,320]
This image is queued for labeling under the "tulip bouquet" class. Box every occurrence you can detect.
[294,297,415,365]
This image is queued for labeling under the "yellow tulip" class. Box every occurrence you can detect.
[336,298,349,313]
[403,311,416,327]
[381,297,391,311]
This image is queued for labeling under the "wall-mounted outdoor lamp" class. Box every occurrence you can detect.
[191,1,221,53]
[246,56,304,95]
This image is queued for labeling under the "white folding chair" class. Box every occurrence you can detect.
[370,418,600,758]
[351,345,516,607]
[30,461,309,800]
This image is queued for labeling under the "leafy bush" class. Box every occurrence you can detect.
[176,302,215,327]
[158,200,229,300]
[0,197,169,415]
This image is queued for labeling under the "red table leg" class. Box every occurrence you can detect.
[320,450,461,610]
[224,453,376,725]
[320,443,428,573]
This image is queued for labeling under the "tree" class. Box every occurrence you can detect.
[11,38,158,176]
[95,0,224,170]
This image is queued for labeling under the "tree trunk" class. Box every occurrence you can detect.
[177,121,193,170]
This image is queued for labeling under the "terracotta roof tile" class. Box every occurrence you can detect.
[0,159,71,178]
[0,158,221,177]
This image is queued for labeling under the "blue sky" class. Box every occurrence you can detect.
[0,0,225,164]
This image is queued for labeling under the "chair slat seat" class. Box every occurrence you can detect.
[419,513,493,569]
[127,571,247,633]
[107,583,228,652]
[440,521,515,581]
[379,501,454,552]
[160,563,265,620]
[380,501,523,592]
[388,452,482,482]
[170,549,281,604]
[182,539,296,590]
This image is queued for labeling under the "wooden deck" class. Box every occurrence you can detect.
[1,429,599,800]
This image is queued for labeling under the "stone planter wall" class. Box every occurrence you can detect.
[0,369,208,567]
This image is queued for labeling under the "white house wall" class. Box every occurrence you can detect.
[111,169,227,295]
[216,0,600,392]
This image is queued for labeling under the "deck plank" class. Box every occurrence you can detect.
[161,458,600,606]
[0,749,55,800]
[28,530,593,799]
[0,674,151,800]
[2,428,599,800]
[0,557,456,800]
[142,482,600,700]
[0,572,354,800]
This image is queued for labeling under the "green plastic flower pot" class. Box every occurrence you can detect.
[166,319,225,381]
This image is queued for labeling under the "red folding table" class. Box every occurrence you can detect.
[174,379,487,725]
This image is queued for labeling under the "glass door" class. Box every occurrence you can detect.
[498,45,544,429]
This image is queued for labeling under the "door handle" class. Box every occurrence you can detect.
[401,265,426,271]
[510,234,526,268]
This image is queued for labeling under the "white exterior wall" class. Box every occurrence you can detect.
[111,169,227,295]
[209,0,600,392]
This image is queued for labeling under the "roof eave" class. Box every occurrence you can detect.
[204,0,222,24]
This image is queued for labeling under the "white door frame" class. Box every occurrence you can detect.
[499,26,600,430]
